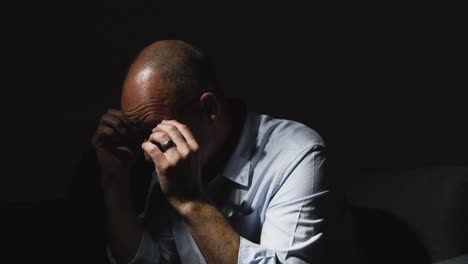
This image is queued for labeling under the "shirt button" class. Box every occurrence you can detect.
[223,207,234,218]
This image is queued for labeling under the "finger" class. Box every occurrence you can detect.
[148,132,181,163]
[161,120,199,151]
[92,125,116,145]
[141,141,167,166]
[156,123,191,158]
[115,146,134,158]
[148,131,171,145]
[100,114,126,135]
[97,125,115,137]
[106,109,131,126]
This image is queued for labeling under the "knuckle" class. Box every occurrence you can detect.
[150,133,160,141]
[168,126,177,133]
[158,132,169,140]
[179,149,190,159]
[148,144,158,153]
[142,143,156,155]
[167,160,177,167]
[141,141,150,150]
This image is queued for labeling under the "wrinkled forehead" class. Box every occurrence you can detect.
[120,66,176,124]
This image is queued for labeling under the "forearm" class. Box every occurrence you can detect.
[178,201,240,264]
[104,182,144,264]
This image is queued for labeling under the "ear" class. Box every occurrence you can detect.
[199,91,218,125]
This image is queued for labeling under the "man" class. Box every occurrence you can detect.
[89,40,358,263]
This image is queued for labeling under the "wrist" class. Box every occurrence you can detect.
[102,167,131,191]
[103,178,133,207]
[173,199,210,219]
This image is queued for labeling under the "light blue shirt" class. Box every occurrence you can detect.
[109,111,358,263]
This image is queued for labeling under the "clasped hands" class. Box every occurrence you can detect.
[141,120,206,211]
[92,109,205,212]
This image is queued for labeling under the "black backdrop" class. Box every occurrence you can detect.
[3,0,467,202]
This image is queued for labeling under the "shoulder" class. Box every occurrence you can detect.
[256,114,326,153]
[249,113,327,186]
[249,114,328,207]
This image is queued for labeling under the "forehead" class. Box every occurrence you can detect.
[120,65,176,124]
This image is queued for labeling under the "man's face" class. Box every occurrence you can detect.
[120,66,206,160]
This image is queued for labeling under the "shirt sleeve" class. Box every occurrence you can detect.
[107,175,167,264]
[238,145,345,263]
[107,231,161,264]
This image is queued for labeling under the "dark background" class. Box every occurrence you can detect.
[3,0,467,203]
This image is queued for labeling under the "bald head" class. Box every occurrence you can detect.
[121,40,217,123]
[119,40,232,167]
[136,40,216,96]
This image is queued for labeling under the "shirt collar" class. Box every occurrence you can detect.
[220,111,258,187]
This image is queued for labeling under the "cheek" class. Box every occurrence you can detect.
[194,125,213,149]
[181,113,212,146]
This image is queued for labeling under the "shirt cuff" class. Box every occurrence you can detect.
[238,236,277,264]
[107,231,160,264]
